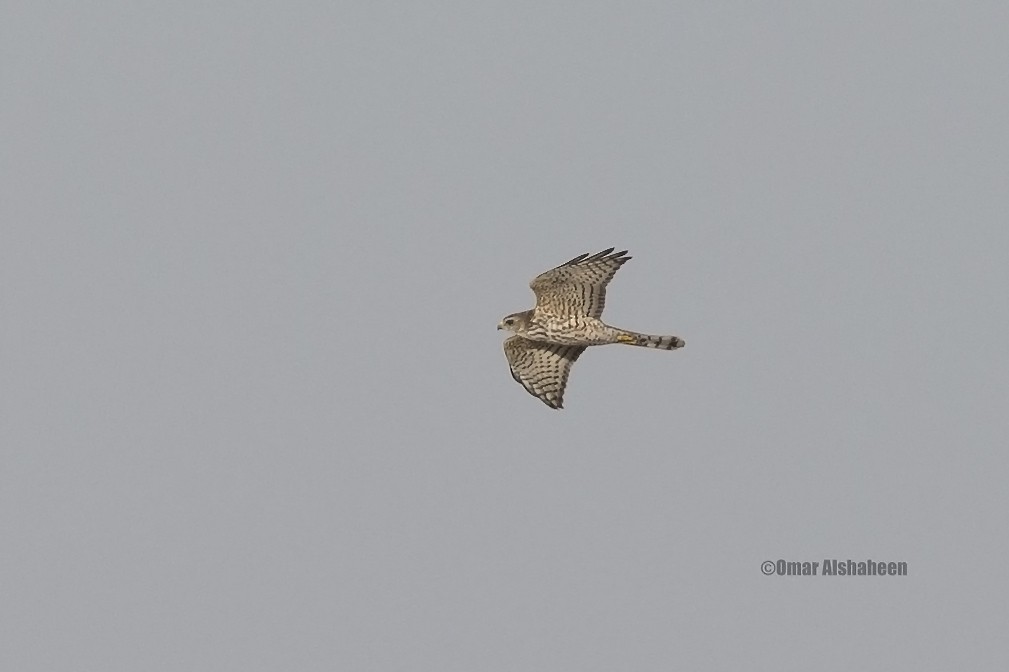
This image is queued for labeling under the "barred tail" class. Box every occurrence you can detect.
[617,331,685,350]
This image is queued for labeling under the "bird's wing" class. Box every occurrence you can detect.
[529,248,630,318]
[502,336,586,409]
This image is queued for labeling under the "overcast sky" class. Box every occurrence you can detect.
[3,2,1008,670]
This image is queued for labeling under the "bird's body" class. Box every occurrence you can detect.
[502,310,622,345]
[498,248,684,409]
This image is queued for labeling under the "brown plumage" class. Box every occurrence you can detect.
[498,248,684,409]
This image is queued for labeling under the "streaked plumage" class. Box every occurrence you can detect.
[498,248,684,409]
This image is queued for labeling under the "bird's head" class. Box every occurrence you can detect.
[497,311,531,334]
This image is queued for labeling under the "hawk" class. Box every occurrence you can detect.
[498,248,684,409]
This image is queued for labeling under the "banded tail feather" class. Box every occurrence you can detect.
[617,331,685,350]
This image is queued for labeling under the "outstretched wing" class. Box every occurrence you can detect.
[502,336,586,409]
[529,248,630,318]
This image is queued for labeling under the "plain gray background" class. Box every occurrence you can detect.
[3,2,1008,670]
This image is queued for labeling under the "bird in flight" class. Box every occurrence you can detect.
[498,248,684,409]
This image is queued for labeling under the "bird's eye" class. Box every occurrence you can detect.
[504,318,514,325]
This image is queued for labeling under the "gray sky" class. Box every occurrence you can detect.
[3,2,1008,670]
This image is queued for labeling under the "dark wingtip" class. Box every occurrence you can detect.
[562,247,633,267]
[563,252,591,266]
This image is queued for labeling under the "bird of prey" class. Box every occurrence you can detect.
[498,248,684,409]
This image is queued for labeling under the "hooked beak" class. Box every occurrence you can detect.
[496,323,502,330]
